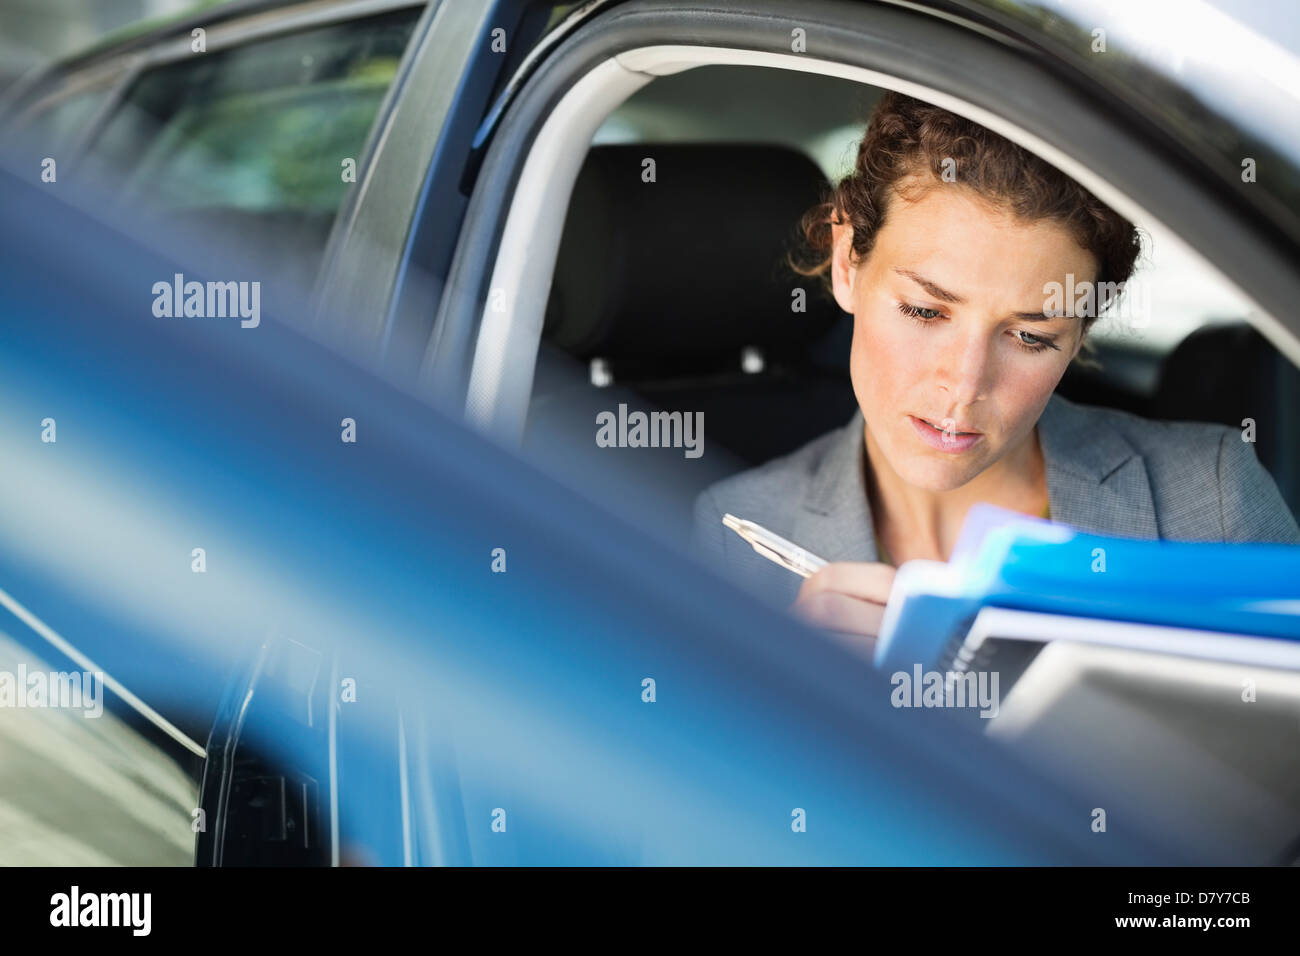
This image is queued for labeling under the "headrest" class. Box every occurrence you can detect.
[542,144,844,361]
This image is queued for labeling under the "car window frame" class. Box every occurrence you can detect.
[308,0,601,388]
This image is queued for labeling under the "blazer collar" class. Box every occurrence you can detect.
[792,393,1159,562]
[1036,392,1159,539]
[792,409,880,563]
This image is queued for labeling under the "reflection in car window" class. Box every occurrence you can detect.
[84,9,420,298]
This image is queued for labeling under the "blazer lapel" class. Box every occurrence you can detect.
[1037,393,1160,539]
[792,410,880,563]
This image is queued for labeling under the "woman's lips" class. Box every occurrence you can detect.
[909,415,983,453]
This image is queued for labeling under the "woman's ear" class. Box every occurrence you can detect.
[830,217,857,314]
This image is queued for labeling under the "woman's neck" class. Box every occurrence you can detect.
[863,421,1047,563]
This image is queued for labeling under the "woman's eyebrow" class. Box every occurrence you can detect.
[895,269,964,303]
[1013,309,1070,322]
[896,269,1071,321]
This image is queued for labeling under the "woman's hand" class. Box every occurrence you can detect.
[791,562,897,659]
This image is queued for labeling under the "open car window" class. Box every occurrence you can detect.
[520,64,1300,542]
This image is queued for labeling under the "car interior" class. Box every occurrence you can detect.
[523,64,1300,541]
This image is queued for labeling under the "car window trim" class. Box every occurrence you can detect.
[310,0,446,329]
[304,0,506,364]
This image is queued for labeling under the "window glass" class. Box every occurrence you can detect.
[17,85,111,153]
[84,8,421,296]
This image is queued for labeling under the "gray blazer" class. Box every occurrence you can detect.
[693,392,1300,606]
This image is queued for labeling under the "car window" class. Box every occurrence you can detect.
[504,63,1300,556]
[5,82,117,183]
[81,8,421,300]
[15,85,113,153]
[591,65,1254,362]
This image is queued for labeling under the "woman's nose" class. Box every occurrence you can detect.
[936,333,992,404]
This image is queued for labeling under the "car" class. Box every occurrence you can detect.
[2,0,1299,866]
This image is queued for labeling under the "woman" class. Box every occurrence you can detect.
[693,92,1300,654]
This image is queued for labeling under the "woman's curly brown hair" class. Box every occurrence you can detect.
[790,92,1142,362]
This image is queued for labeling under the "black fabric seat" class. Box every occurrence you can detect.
[524,143,859,542]
[1150,320,1300,515]
[531,142,857,454]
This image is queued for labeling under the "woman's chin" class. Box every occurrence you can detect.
[894,455,985,493]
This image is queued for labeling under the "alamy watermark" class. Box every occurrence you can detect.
[902,272,1154,452]
[1043,274,1151,332]
[0,665,104,717]
[596,403,704,459]
[151,272,260,328]
[50,886,150,936]
[891,664,1000,718]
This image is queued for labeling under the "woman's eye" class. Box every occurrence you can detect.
[1013,330,1058,352]
[898,303,943,321]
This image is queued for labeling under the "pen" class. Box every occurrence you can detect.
[722,513,829,578]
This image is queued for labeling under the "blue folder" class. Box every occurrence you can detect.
[872,504,1300,672]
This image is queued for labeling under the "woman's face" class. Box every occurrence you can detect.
[831,176,1098,493]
